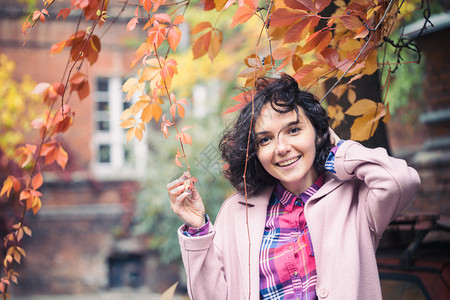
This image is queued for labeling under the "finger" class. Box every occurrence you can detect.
[175,191,193,206]
[169,185,187,203]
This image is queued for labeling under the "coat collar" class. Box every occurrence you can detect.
[231,174,343,299]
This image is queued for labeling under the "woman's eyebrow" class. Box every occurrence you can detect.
[255,130,269,136]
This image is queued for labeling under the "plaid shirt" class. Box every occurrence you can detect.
[259,175,324,300]
[182,142,344,299]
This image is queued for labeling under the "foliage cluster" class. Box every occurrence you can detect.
[0,0,430,297]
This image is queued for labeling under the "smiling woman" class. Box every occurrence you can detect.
[167,73,421,300]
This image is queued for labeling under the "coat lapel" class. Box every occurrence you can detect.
[234,186,273,300]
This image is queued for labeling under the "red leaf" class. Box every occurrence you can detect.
[57,8,71,20]
[270,9,309,27]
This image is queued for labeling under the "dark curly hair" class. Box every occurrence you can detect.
[219,73,332,196]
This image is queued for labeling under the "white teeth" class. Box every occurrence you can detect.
[278,157,299,167]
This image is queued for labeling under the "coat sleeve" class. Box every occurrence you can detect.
[178,223,228,299]
[333,141,421,237]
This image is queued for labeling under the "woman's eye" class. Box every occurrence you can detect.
[289,127,300,134]
[258,137,270,145]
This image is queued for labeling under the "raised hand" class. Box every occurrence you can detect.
[167,172,206,228]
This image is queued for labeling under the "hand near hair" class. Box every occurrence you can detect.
[167,172,206,228]
[328,127,341,146]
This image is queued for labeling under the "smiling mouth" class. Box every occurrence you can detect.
[277,156,300,167]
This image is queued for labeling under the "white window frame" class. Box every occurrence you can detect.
[92,76,147,180]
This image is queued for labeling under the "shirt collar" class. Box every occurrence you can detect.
[274,174,325,212]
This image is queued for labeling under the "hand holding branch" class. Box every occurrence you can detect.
[167,172,206,228]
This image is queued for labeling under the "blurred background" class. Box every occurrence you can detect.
[0,0,449,299]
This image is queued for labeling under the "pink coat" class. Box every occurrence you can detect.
[178,141,421,299]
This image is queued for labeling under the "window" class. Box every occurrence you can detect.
[92,77,147,179]
[108,255,143,288]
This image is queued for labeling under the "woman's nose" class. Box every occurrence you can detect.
[275,137,291,155]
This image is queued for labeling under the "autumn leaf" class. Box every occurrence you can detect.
[284,0,332,14]
[169,93,188,118]
[167,26,182,51]
[122,77,145,100]
[161,114,173,138]
[223,91,254,114]
[70,72,89,100]
[121,117,145,142]
[31,172,43,190]
[32,9,49,23]
[208,30,223,61]
[127,17,139,32]
[191,22,223,61]
[346,99,387,141]
[56,8,71,20]
[20,188,42,215]
[175,126,192,145]
[1,176,21,198]
[147,20,167,49]
[300,28,331,54]
[175,150,183,167]
[231,5,255,28]
[328,105,345,128]
[193,31,211,60]
[15,145,36,168]
[134,95,163,123]
[140,0,152,12]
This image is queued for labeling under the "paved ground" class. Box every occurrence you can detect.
[12,291,189,300]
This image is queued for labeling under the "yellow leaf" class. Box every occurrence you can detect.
[345,99,378,116]
[328,105,345,128]
[135,127,144,141]
[121,119,136,129]
[126,127,135,143]
[350,114,379,141]
[347,88,356,104]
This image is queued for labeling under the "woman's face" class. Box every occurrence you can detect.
[254,103,318,195]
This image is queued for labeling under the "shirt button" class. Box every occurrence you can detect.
[319,288,329,298]
[293,271,298,277]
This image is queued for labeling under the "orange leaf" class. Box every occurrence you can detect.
[161,115,173,138]
[191,22,212,34]
[175,150,183,167]
[140,0,152,12]
[284,16,320,43]
[192,31,211,60]
[175,127,192,145]
[56,146,68,170]
[32,173,43,190]
[208,30,222,61]
[56,8,71,20]
[167,26,182,51]
[231,6,254,28]
[223,91,253,114]
[300,28,331,54]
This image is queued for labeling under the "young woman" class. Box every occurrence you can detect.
[167,74,421,300]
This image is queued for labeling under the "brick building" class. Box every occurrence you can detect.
[0,0,180,296]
